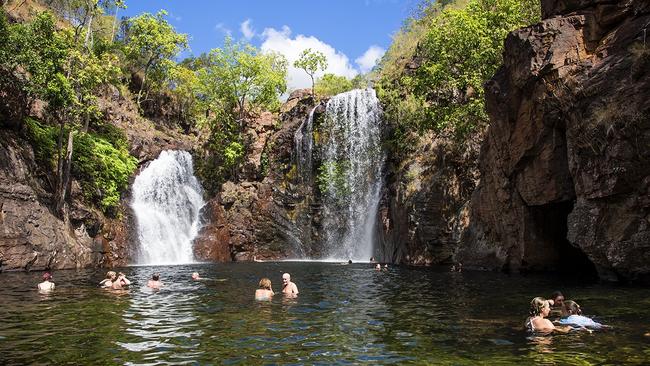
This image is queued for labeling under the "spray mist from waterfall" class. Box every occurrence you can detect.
[131,150,205,265]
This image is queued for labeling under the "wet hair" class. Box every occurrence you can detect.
[550,291,564,301]
[106,271,117,279]
[152,273,160,281]
[564,300,582,315]
[529,297,550,316]
[259,278,272,290]
[42,272,52,280]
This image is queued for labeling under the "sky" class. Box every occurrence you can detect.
[119,0,420,91]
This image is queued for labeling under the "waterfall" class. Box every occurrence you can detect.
[131,150,205,265]
[294,107,316,183]
[319,88,384,261]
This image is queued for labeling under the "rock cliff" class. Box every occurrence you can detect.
[0,85,195,271]
[193,90,321,261]
[459,0,650,281]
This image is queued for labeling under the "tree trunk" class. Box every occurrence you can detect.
[110,7,119,43]
[136,60,152,109]
[310,75,315,95]
[55,128,74,218]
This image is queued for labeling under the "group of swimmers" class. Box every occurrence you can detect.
[526,291,605,333]
[255,273,299,300]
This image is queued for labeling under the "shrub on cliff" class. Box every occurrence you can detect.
[376,0,540,145]
[24,118,137,215]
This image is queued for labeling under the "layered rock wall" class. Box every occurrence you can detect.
[459,0,650,281]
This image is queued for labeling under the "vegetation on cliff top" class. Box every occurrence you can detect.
[376,0,540,149]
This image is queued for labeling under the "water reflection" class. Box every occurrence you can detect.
[0,263,650,364]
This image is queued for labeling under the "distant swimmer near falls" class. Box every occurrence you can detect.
[131,150,205,265]
[319,88,385,261]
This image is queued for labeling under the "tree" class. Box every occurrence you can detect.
[123,10,187,108]
[197,37,287,126]
[194,38,287,192]
[314,73,353,97]
[294,48,327,95]
[46,0,125,49]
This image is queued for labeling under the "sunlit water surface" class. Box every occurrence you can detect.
[1,262,649,365]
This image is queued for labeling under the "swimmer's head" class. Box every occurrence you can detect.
[106,271,117,279]
[191,272,200,280]
[564,300,582,315]
[152,273,160,281]
[42,272,52,281]
[282,273,290,284]
[530,297,551,317]
[259,278,272,290]
[550,291,564,307]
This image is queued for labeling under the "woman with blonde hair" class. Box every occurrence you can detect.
[255,278,274,301]
[525,297,571,333]
[99,271,117,288]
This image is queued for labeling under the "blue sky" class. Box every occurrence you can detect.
[119,0,419,90]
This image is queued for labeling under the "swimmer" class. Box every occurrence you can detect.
[558,300,605,329]
[99,271,117,288]
[191,272,201,280]
[375,263,381,271]
[383,264,389,271]
[255,278,274,300]
[111,272,131,290]
[38,272,55,291]
[281,273,299,296]
[548,291,568,317]
[525,297,571,333]
[147,273,162,289]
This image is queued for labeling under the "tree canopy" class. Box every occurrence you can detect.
[294,48,327,95]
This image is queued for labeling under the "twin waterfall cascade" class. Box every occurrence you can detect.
[319,89,385,261]
[131,150,205,265]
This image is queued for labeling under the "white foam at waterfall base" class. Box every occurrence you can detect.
[131,150,205,265]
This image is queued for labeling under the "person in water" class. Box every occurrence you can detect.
[147,273,163,289]
[281,273,299,296]
[558,300,605,329]
[38,272,55,291]
[104,271,131,290]
[255,278,274,300]
[548,291,568,317]
[99,271,117,288]
[375,263,381,271]
[191,272,201,280]
[525,297,571,333]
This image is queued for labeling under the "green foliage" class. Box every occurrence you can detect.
[194,117,244,194]
[24,117,136,215]
[316,160,350,202]
[376,0,541,143]
[24,118,59,172]
[197,37,287,123]
[314,73,354,97]
[2,11,76,111]
[124,10,188,106]
[72,131,137,214]
[294,48,328,94]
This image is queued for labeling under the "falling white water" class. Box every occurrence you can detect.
[131,150,205,265]
[320,88,385,261]
[294,107,316,183]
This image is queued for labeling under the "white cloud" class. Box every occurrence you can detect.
[260,26,359,92]
[214,23,231,37]
[240,19,255,40]
[355,45,385,73]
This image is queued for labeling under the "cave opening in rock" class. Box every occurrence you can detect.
[528,201,598,279]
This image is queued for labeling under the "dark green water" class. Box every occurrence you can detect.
[1,262,649,365]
